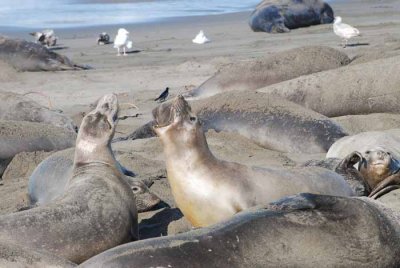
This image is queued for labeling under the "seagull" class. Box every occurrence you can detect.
[114,28,133,56]
[154,87,169,103]
[333,16,360,48]
[30,29,57,47]
[97,32,111,45]
[192,30,210,44]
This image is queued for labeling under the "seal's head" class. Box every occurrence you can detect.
[75,94,119,163]
[152,95,202,152]
[359,147,400,189]
[126,178,161,212]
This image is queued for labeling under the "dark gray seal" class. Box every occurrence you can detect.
[0,35,90,71]
[185,46,350,99]
[249,0,334,33]
[79,193,400,268]
[0,91,77,132]
[258,55,400,117]
[28,147,161,212]
[0,94,138,264]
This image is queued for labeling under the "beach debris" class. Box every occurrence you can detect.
[192,30,210,44]
[114,28,133,56]
[333,16,360,48]
[30,29,58,47]
[97,32,111,45]
[154,87,169,103]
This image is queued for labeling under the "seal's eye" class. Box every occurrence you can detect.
[190,116,196,122]
[131,186,140,193]
[365,151,370,154]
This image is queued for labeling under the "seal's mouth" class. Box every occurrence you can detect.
[92,93,119,127]
[153,95,191,128]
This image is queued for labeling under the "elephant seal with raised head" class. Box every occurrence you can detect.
[0,93,138,264]
[249,0,334,33]
[151,95,353,227]
[79,193,400,268]
[0,35,90,71]
[185,46,350,99]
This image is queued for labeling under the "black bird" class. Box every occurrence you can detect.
[154,87,169,102]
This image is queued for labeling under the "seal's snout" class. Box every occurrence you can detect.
[95,93,119,124]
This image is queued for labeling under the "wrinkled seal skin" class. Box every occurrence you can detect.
[249,0,334,33]
[186,46,350,99]
[0,35,90,71]
[259,56,400,117]
[0,94,138,264]
[79,193,400,268]
[28,147,161,212]
[0,119,76,176]
[152,96,353,227]
[0,91,77,132]
[0,240,77,268]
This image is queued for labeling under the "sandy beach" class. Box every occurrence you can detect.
[1,0,400,237]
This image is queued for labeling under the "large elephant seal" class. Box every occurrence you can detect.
[79,193,400,268]
[116,91,348,154]
[0,35,90,71]
[249,0,334,33]
[258,55,400,117]
[0,120,76,176]
[185,46,350,99]
[152,96,353,227]
[0,94,138,264]
[28,147,160,212]
[0,91,77,132]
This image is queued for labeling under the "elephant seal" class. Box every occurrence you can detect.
[185,46,350,99]
[0,120,76,176]
[0,91,77,132]
[116,91,348,153]
[0,94,138,264]
[258,55,400,117]
[249,0,334,33]
[29,147,161,212]
[79,193,400,268]
[152,96,353,227]
[0,35,90,71]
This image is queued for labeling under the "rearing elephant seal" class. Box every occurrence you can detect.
[249,0,334,33]
[152,96,353,227]
[0,94,138,264]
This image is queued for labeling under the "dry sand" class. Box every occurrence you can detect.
[0,0,400,235]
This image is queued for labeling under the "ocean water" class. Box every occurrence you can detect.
[0,0,261,29]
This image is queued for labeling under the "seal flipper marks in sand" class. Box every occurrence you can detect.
[0,93,138,264]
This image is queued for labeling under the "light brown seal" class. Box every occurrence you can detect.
[152,96,353,227]
[0,93,138,264]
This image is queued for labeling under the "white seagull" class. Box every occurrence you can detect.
[114,28,133,56]
[192,30,210,44]
[333,16,360,48]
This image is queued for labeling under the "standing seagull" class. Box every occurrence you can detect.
[114,28,133,56]
[154,87,169,103]
[333,16,360,48]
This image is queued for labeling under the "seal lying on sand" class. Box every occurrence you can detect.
[116,91,348,153]
[249,0,334,33]
[185,46,350,99]
[0,36,90,71]
[0,91,77,132]
[152,96,353,227]
[0,94,138,264]
[0,120,76,176]
[79,193,400,268]
[258,55,400,117]
[29,147,160,212]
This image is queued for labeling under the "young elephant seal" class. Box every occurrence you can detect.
[0,94,138,264]
[152,96,353,227]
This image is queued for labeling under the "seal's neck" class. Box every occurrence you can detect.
[74,138,117,168]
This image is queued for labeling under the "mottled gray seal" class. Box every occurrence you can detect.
[28,147,160,212]
[0,94,138,263]
[0,120,76,176]
[185,46,350,99]
[0,35,90,71]
[79,193,400,268]
[0,91,77,132]
[249,0,334,33]
[152,96,353,227]
[258,55,400,117]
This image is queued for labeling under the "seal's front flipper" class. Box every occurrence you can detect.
[369,173,400,199]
